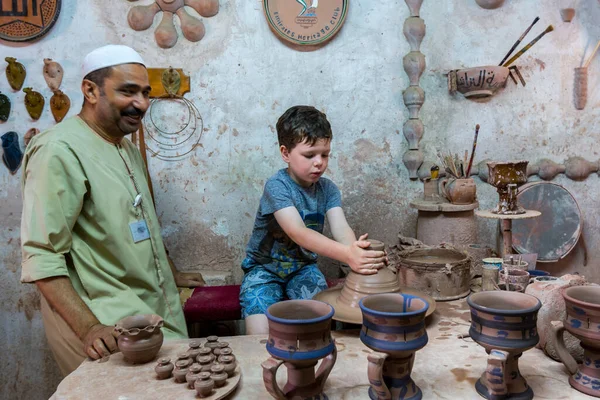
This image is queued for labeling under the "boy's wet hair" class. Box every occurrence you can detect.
[276,106,332,150]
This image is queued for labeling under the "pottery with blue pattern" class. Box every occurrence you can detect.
[359,293,429,400]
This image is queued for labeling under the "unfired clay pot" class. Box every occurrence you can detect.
[195,371,214,398]
[210,364,228,388]
[114,314,164,364]
[154,357,174,379]
[359,293,429,400]
[467,291,541,400]
[441,177,477,204]
[526,274,587,362]
[475,0,505,9]
[261,300,337,399]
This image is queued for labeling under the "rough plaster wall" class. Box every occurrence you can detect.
[0,0,599,397]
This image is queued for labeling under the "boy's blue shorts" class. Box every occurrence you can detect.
[239,264,328,318]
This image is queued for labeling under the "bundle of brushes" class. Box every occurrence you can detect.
[437,124,480,179]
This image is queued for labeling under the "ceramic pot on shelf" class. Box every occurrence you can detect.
[440,177,477,205]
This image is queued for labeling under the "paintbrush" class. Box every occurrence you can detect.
[583,39,600,68]
[499,17,540,66]
[503,25,555,68]
[465,124,480,177]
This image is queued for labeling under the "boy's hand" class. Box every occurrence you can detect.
[346,234,388,275]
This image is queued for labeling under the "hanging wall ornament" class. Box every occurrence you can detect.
[50,90,70,123]
[1,132,23,174]
[0,0,61,42]
[5,57,26,91]
[127,0,219,49]
[24,128,40,147]
[43,58,64,91]
[263,0,349,48]
[0,92,10,122]
[23,88,45,120]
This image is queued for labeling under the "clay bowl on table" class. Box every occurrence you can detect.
[114,314,164,364]
[451,65,510,98]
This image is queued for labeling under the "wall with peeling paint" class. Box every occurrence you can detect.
[1,0,599,397]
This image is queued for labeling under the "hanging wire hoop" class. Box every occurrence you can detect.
[142,68,204,161]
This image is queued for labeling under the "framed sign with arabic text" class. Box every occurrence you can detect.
[0,0,61,42]
[263,0,348,47]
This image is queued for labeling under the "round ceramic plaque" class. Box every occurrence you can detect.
[263,0,348,46]
[0,0,61,42]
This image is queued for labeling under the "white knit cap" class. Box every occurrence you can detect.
[81,44,146,78]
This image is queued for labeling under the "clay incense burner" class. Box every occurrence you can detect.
[359,293,429,400]
[114,314,164,364]
[467,291,541,400]
[551,286,600,397]
[487,161,529,214]
[261,300,337,400]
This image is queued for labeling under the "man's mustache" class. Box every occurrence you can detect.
[121,107,144,118]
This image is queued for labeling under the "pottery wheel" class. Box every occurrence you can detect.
[314,286,436,324]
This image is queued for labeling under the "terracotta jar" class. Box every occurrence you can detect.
[218,348,235,360]
[173,359,192,383]
[210,364,228,388]
[154,357,174,380]
[194,372,215,398]
[197,355,214,372]
[526,274,587,362]
[467,291,541,400]
[441,177,477,205]
[187,340,203,359]
[261,300,337,399]
[186,364,203,389]
[219,355,237,377]
[359,293,429,400]
[114,314,164,364]
[204,336,219,350]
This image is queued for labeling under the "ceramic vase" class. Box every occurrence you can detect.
[551,286,600,397]
[440,177,477,205]
[467,291,541,399]
[114,314,164,364]
[261,300,337,400]
[359,293,429,400]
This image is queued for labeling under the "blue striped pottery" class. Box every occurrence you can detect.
[467,291,541,400]
[552,285,600,398]
[261,300,337,399]
[359,293,429,400]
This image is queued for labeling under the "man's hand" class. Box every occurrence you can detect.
[82,323,119,360]
[174,272,206,287]
[346,233,388,275]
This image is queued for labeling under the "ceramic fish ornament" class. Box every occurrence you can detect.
[23,88,45,120]
[1,131,23,174]
[50,90,70,123]
[5,57,26,91]
[43,58,64,91]
[0,91,10,122]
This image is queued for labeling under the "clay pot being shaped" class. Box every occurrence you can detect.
[467,291,541,400]
[5,57,26,91]
[43,59,63,91]
[526,274,587,363]
[23,88,44,120]
[487,161,529,214]
[440,177,477,205]
[0,91,10,122]
[551,285,600,397]
[114,314,164,364]
[475,0,505,9]
[195,372,215,398]
[261,300,337,400]
[359,293,429,400]
[155,357,174,379]
[50,90,70,123]
[450,65,509,99]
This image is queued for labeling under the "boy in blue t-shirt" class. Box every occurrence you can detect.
[240,105,387,334]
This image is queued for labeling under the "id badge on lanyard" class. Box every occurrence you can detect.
[129,193,150,243]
